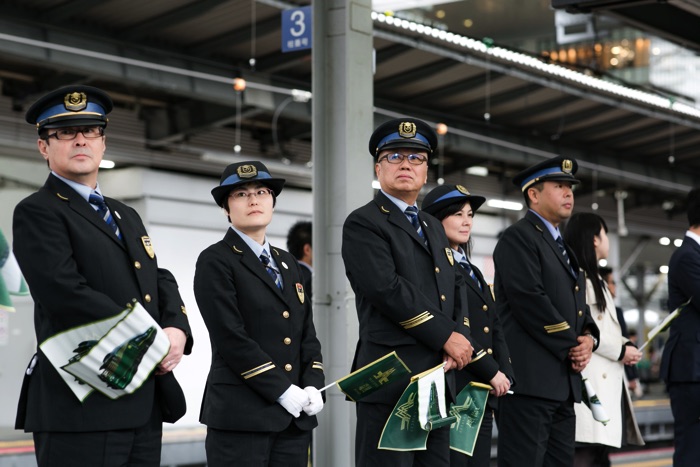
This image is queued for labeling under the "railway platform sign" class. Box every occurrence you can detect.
[282,6,312,53]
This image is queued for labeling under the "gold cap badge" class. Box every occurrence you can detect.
[237,164,258,179]
[398,121,417,139]
[64,92,88,112]
[456,185,469,195]
[562,159,573,174]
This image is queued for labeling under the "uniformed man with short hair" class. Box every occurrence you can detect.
[492,156,599,467]
[342,118,474,466]
[14,85,193,467]
[194,161,325,467]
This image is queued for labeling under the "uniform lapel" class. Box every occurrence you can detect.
[47,175,125,250]
[527,212,575,277]
[374,193,428,250]
[271,247,301,306]
[224,229,287,300]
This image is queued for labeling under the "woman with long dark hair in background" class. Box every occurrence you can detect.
[564,212,644,466]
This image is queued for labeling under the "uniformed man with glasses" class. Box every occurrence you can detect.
[194,161,325,467]
[13,85,193,466]
[342,118,474,466]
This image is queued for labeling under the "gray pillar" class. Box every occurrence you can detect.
[312,1,374,466]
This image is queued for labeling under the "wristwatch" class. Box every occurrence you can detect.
[584,333,598,348]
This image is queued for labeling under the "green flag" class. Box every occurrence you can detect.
[449,382,491,456]
[335,351,411,402]
[378,363,455,451]
[0,228,29,313]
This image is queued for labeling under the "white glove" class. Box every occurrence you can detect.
[277,384,310,418]
[302,386,324,416]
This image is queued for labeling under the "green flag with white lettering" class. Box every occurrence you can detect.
[0,228,29,313]
[336,351,410,402]
[449,382,490,456]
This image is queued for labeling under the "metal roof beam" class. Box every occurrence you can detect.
[41,0,105,22]
[407,71,503,103]
[190,15,281,55]
[374,58,457,91]
[496,94,580,123]
[122,0,230,41]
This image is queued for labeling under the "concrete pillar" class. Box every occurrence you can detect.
[311,1,374,466]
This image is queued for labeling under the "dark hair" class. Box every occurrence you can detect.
[598,266,613,283]
[430,200,473,256]
[287,221,312,260]
[522,182,544,208]
[687,187,700,227]
[564,212,608,312]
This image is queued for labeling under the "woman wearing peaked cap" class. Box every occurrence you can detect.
[193,161,325,467]
[422,184,515,467]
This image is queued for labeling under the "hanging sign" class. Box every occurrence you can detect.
[282,6,312,53]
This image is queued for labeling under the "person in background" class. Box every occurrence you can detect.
[422,184,514,467]
[564,213,644,467]
[14,85,192,467]
[493,156,599,467]
[599,266,643,398]
[194,161,324,467]
[660,187,700,467]
[287,221,313,297]
[342,118,473,466]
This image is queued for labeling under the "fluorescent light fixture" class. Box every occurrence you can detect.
[100,159,115,169]
[659,237,671,246]
[370,12,700,119]
[674,238,683,247]
[659,265,669,274]
[466,166,488,177]
[486,199,523,211]
[372,0,461,11]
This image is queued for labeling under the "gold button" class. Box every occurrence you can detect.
[435,267,440,273]
[597,314,603,321]
[284,337,291,345]
[482,305,488,311]
[487,348,493,354]
[440,295,446,302]
[484,326,490,334]
[282,311,290,319]
[144,294,151,303]
[575,285,580,292]
[578,310,583,317]
[134,261,141,269]
[284,364,292,372]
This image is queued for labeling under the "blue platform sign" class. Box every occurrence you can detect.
[282,6,312,53]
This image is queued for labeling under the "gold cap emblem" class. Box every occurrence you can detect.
[398,122,417,138]
[562,159,573,174]
[237,164,258,179]
[456,185,470,195]
[64,92,87,112]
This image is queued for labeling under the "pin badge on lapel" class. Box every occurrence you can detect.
[296,283,305,304]
[114,211,121,220]
[141,236,155,259]
[281,262,289,270]
[445,248,454,266]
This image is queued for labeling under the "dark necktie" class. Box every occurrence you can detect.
[460,260,482,291]
[260,250,282,289]
[88,193,121,239]
[555,236,570,267]
[404,206,424,240]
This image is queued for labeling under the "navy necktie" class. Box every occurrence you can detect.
[555,236,570,267]
[88,193,121,239]
[460,260,482,291]
[404,206,424,240]
[260,250,282,289]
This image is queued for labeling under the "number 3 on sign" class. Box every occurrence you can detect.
[281,6,312,53]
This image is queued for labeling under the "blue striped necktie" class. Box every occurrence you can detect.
[460,260,482,291]
[404,206,424,240]
[260,250,282,289]
[88,193,121,239]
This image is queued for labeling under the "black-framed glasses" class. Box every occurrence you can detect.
[229,188,273,200]
[47,127,105,140]
[378,152,428,165]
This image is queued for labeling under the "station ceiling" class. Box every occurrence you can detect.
[1,0,699,232]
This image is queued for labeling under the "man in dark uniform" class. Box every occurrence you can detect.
[194,161,324,466]
[660,187,700,467]
[13,85,193,467]
[342,118,474,466]
[287,221,313,297]
[493,156,599,467]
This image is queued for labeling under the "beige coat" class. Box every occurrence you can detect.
[574,276,645,447]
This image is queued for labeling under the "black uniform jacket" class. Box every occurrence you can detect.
[493,210,598,402]
[661,235,700,383]
[194,228,324,432]
[13,174,192,432]
[456,263,515,409]
[342,192,471,405]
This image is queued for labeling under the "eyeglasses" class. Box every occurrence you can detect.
[378,152,428,165]
[229,188,273,200]
[47,127,105,140]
